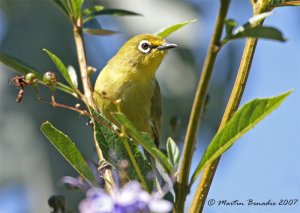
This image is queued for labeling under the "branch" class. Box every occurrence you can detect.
[72,18,115,193]
[73,24,95,108]
[189,2,269,210]
[174,0,231,212]
[190,38,259,212]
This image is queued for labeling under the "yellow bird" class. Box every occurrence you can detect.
[93,34,177,146]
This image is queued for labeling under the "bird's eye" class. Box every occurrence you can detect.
[138,40,151,54]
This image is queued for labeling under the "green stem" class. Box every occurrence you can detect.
[114,101,150,191]
[0,52,76,97]
[189,6,267,211]
[189,39,258,213]
[120,132,150,192]
[56,82,78,96]
[174,1,230,212]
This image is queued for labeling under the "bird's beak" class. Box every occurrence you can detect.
[157,43,178,51]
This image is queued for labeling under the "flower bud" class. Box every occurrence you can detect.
[43,71,58,86]
[25,72,39,88]
[25,73,37,83]
[87,66,96,76]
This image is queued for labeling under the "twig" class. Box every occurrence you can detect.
[39,99,86,114]
[38,99,123,141]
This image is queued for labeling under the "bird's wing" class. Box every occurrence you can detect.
[150,79,162,147]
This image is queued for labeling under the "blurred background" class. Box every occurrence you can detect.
[0,0,299,212]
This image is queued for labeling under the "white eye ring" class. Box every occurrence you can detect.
[138,40,151,53]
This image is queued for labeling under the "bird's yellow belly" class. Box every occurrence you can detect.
[95,80,155,134]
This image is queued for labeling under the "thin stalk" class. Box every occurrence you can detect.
[93,133,114,194]
[114,101,149,191]
[174,0,230,211]
[189,25,263,213]
[120,132,150,192]
[56,83,76,96]
[73,24,95,108]
[72,19,115,193]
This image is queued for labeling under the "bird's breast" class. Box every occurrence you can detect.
[95,73,155,133]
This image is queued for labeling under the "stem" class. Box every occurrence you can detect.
[72,19,115,192]
[114,101,149,191]
[56,82,78,97]
[92,133,114,194]
[73,24,95,108]
[120,132,150,192]
[174,0,230,211]
[189,18,265,213]
[39,99,85,113]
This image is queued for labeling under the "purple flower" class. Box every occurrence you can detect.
[59,176,91,192]
[80,188,114,212]
[79,181,173,213]
[59,161,104,192]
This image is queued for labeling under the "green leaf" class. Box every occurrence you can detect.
[225,19,237,36]
[0,52,74,96]
[246,11,273,27]
[83,28,118,36]
[41,121,97,185]
[51,0,84,20]
[166,137,180,171]
[83,5,104,16]
[91,109,154,190]
[221,12,283,46]
[155,19,197,38]
[51,0,71,16]
[232,26,286,42]
[0,52,42,77]
[43,49,75,89]
[190,91,292,185]
[91,8,141,16]
[112,112,173,173]
[83,8,142,23]
[69,0,84,19]
[268,0,300,8]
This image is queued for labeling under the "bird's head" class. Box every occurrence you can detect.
[111,34,177,78]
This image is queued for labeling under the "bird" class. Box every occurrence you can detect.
[93,34,177,147]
